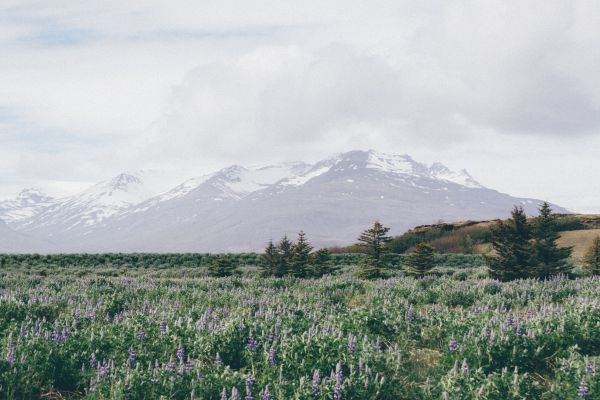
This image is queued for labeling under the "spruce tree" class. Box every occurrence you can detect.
[487,206,532,281]
[308,248,339,278]
[405,243,436,277]
[208,254,239,277]
[291,231,313,278]
[355,221,392,279]
[583,236,600,275]
[277,236,294,276]
[259,240,280,277]
[530,202,572,278]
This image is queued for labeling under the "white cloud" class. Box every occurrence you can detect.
[0,0,599,211]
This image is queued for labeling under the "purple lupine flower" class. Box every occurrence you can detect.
[312,370,321,398]
[375,337,382,353]
[348,334,356,353]
[449,336,458,352]
[159,320,167,336]
[177,343,185,363]
[333,362,343,400]
[561,359,570,372]
[261,387,272,400]
[127,347,136,367]
[461,359,470,375]
[578,380,589,397]
[585,358,596,375]
[405,305,415,321]
[221,388,228,400]
[231,387,240,400]
[6,332,16,364]
[166,356,176,372]
[268,346,277,365]
[245,385,255,400]
[137,328,145,341]
[245,375,255,400]
[247,334,258,354]
[90,353,98,368]
[184,357,195,372]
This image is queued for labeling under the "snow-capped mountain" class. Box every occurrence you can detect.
[2,150,566,253]
[0,188,55,224]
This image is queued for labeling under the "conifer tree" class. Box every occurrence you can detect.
[355,221,392,279]
[291,231,313,278]
[487,206,532,281]
[259,240,280,277]
[308,248,339,278]
[530,202,572,278]
[277,235,294,276]
[405,243,436,277]
[583,236,600,275]
[208,254,239,277]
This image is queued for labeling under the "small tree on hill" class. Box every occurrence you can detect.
[487,206,532,281]
[208,254,239,277]
[291,231,312,278]
[530,202,572,278]
[405,243,436,277]
[259,241,280,277]
[355,221,392,279]
[308,248,339,278]
[583,236,600,275]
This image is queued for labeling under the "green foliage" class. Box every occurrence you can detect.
[291,231,312,278]
[207,254,239,277]
[584,236,600,275]
[487,206,533,281]
[355,221,392,279]
[386,224,453,253]
[530,202,573,278]
[405,243,436,277]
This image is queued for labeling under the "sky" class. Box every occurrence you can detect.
[0,0,599,212]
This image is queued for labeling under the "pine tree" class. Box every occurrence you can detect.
[583,236,600,275]
[259,240,280,277]
[487,206,532,281]
[308,248,339,278]
[530,202,572,278]
[277,236,294,276]
[291,231,313,278]
[208,254,239,277]
[355,221,392,279]
[405,243,436,277]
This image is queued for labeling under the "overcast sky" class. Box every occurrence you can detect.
[0,1,598,212]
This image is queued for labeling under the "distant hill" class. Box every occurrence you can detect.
[1,150,567,253]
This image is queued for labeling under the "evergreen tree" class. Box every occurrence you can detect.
[405,243,436,277]
[259,240,280,277]
[208,254,239,277]
[487,206,532,281]
[583,236,600,275]
[291,231,313,278]
[308,248,339,278]
[355,221,392,279]
[530,202,572,278]
[277,236,294,276]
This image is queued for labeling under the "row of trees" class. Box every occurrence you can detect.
[488,202,572,281]
[258,232,339,278]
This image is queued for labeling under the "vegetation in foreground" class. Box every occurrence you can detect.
[1,265,600,399]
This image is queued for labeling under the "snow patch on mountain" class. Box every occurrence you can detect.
[0,188,55,224]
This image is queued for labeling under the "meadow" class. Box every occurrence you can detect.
[1,261,599,399]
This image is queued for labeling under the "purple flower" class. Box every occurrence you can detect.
[348,334,356,353]
[405,306,415,321]
[449,336,458,352]
[231,387,240,400]
[247,334,258,354]
[261,387,272,400]
[461,359,470,375]
[137,328,145,341]
[5,332,16,364]
[312,370,321,398]
[221,388,228,400]
[90,353,98,368]
[177,344,185,363]
[268,346,277,365]
[333,362,343,400]
[215,352,224,367]
[159,320,167,336]
[578,380,589,397]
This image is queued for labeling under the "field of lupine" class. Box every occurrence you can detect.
[1,265,600,399]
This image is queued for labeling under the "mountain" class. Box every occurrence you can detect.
[0,219,55,253]
[1,150,567,253]
[0,188,55,224]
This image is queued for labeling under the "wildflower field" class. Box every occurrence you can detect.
[1,265,599,399]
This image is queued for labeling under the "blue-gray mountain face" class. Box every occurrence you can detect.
[0,150,565,253]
